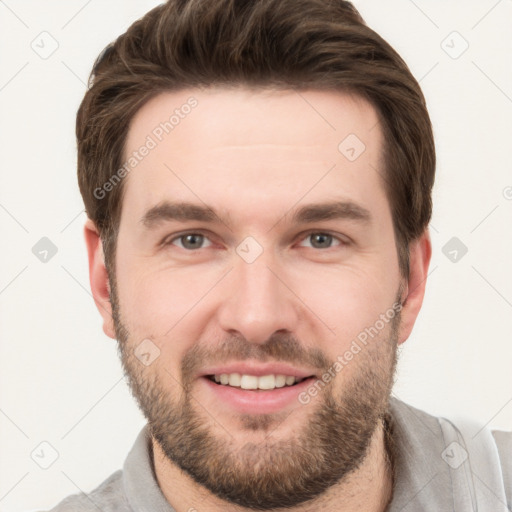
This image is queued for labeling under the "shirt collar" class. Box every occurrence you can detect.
[386,395,454,511]
[123,425,176,512]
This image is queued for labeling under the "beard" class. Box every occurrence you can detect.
[109,273,400,510]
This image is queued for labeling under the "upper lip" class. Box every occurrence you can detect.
[199,362,317,379]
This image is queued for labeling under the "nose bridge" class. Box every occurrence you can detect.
[217,241,297,344]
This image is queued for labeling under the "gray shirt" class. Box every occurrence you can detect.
[44,396,511,511]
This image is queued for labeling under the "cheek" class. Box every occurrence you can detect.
[116,262,220,340]
[287,261,398,346]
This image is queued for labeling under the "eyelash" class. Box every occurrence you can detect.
[161,230,350,251]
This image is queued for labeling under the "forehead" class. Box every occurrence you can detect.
[126,86,381,152]
[120,87,387,229]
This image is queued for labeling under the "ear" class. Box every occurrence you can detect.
[397,229,432,345]
[84,218,116,339]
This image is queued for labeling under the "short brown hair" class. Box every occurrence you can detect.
[77,0,435,279]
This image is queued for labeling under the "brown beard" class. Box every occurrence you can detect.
[110,274,399,510]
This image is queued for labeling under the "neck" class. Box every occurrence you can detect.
[152,415,395,512]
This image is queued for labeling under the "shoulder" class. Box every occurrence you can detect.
[388,395,511,510]
[492,429,512,463]
[492,429,512,501]
[44,469,132,512]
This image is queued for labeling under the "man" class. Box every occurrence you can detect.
[47,0,511,511]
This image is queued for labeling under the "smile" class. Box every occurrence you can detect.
[207,373,308,390]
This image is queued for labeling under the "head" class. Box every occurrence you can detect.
[81,1,434,509]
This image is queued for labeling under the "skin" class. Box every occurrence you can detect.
[85,87,431,512]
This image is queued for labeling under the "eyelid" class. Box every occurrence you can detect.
[161,229,215,248]
[295,229,351,248]
[161,229,351,250]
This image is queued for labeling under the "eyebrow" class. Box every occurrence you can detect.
[140,200,372,230]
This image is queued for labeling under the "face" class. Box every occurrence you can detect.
[100,87,412,509]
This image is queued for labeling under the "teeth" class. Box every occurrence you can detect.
[285,375,295,386]
[257,375,275,390]
[240,374,258,389]
[275,375,286,388]
[228,373,241,387]
[212,373,305,390]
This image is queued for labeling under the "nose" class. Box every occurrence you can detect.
[217,248,300,345]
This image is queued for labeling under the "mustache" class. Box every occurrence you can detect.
[181,332,331,382]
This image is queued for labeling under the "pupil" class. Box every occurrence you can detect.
[312,233,331,248]
[184,234,202,249]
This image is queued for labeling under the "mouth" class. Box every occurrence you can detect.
[199,370,319,414]
[205,373,313,390]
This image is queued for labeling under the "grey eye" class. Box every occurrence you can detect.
[306,233,336,249]
[179,233,206,250]
[166,233,213,250]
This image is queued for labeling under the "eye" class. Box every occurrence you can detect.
[297,231,348,249]
[163,232,213,251]
[161,230,349,252]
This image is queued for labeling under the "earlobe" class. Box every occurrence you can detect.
[83,218,116,339]
[397,229,432,345]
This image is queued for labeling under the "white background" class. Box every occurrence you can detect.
[0,0,511,510]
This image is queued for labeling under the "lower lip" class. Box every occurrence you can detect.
[199,376,316,414]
